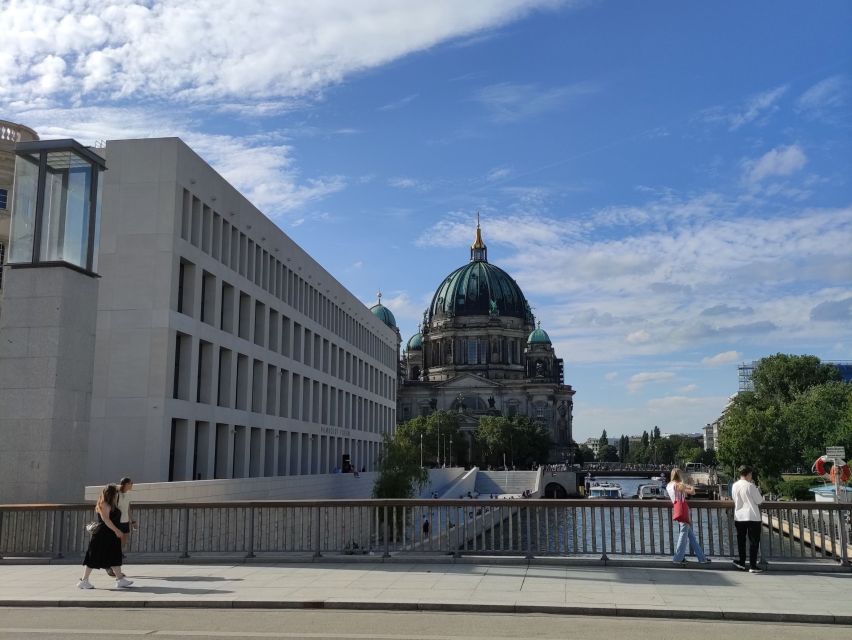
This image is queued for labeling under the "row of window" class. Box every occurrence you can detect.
[0,242,5,290]
[173,333,395,434]
[176,260,395,401]
[0,187,7,209]
[168,418,380,481]
[179,189,394,369]
[426,336,525,367]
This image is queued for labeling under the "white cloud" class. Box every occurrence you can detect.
[604,372,618,381]
[474,81,598,123]
[626,329,651,344]
[378,93,419,111]
[701,350,742,366]
[1,1,565,109]
[700,85,788,131]
[13,105,344,218]
[627,371,675,393]
[744,144,807,184]
[486,166,513,182]
[797,75,851,117]
[388,177,429,190]
[679,384,699,393]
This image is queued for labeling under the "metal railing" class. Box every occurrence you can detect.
[0,500,848,567]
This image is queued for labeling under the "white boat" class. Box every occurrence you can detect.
[637,483,667,500]
[588,482,623,499]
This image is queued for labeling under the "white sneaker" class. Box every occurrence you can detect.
[77,578,94,589]
[115,577,134,588]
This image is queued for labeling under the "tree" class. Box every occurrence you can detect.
[782,381,852,466]
[676,443,702,466]
[395,411,461,468]
[598,444,619,462]
[717,393,793,491]
[475,416,551,468]
[578,445,596,464]
[598,429,609,451]
[641,430,650,448]
[372,434,429,499]
[752,354,840,404]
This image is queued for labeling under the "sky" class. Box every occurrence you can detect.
[2,0,851,441]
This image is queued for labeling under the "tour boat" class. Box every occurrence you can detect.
[588,482,623,499]
[637,483,667,500]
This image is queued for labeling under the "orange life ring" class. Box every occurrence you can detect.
[830,463,851,484]
[814,455,831,481]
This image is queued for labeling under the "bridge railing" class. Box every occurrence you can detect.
[0,500,848,567]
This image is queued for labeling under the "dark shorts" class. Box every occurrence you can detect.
[118,522,131,534]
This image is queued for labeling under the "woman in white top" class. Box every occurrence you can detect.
[731,465,764,573]
[667,468,710,565]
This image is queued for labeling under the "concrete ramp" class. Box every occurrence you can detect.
[474,470,539,496]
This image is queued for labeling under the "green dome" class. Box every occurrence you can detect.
[406,332,423,351]
[527,325,551,345]
[428,261,531,321]
[370,303,397,328]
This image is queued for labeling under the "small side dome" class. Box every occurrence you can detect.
[527,322,551,345]
[406,332,423,351]
[370,292,397,329]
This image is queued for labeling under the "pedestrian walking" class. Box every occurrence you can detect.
[667,468,711,565]
[731,465,764,573]
[422,516,430,538]
[77,484,134,589]
[107,477,137,577]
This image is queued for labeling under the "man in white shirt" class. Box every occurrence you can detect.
[731,465,764,573]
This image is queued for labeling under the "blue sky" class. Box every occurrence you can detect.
[3,0,851,440]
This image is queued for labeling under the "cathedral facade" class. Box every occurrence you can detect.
[381,221,575,464]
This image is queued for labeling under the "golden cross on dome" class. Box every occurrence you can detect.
[377,291,382,304]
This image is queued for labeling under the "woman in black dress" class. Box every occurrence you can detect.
[77,484,134,589]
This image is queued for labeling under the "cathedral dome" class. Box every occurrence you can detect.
[369,293,397,329]
[406,331,423,351]
[527,323,551,345]
[427,219,532,322]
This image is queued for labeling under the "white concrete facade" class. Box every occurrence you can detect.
[87,138,398,488]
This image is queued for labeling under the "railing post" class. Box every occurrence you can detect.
[599,506,608,562]
[53,509,65,559]
[180,508,190,559]
[0,510,4,559]
[246,507,255,559]
[525,505,533,560]
[313,507,322,558]
[837,507,849,568]
[383,506,390,558]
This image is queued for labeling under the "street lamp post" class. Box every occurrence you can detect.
[449,436,453,467]
[420,432,423,468]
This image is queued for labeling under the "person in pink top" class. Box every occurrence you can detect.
[731,465,765,573]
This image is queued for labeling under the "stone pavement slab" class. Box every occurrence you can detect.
[0,562,849,624]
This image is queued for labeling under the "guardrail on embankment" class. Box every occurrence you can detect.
[0,500,848,568]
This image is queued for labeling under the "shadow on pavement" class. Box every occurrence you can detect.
[121,586,234,595]
[127,576,243,582]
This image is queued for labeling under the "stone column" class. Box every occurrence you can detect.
[0,265,99,503]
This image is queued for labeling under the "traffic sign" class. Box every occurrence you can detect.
[826,446,845,459]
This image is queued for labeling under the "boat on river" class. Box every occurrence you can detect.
[588,482,623,499]
[636,483,667,500]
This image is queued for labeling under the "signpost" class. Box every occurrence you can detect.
[826,446,847,505]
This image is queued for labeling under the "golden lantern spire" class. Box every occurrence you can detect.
[470,212,487,262]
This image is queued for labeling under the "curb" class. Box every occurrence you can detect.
[1,599,850,625]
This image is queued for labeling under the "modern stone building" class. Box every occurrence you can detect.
[397,221,574,463]
[0,134,398,501]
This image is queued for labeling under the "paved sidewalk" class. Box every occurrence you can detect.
[0,561,850,624]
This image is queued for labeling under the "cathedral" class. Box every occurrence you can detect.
[370,220,575,464]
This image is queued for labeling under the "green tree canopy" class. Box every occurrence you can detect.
[598,429,609,450]
[782,380,852,466]
[717,393,793,491]
[598,444,619,462]
[372,434,429,499]
[474,416,551,468]
[752,354,840,404]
